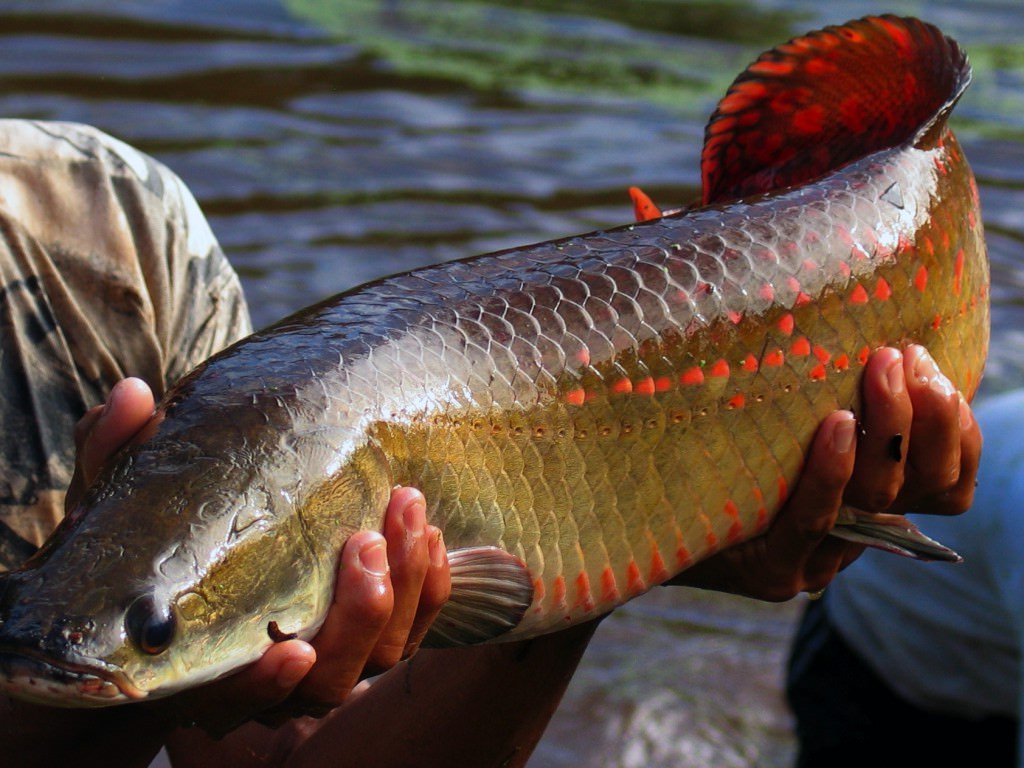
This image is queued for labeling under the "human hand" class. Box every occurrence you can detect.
[67,379,451,735]
[668,345,982,601]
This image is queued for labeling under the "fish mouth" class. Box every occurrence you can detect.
[0,648,146,707]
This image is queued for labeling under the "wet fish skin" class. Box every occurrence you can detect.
[0,15,987,706]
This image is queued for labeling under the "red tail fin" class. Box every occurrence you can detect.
[701,15,971,205]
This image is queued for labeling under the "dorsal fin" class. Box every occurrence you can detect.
[701,15,971,205]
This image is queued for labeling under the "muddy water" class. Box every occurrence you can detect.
[1,1,1021,765]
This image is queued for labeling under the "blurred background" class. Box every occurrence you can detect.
[1,1,1020,765]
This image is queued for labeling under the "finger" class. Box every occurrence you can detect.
[293,532,394,708]
[901,345,962,496]
[763,410,858,569]
[918,394,982,516]
[370,487,431,669]
[169,639,317,734]
[801,536,865,593]
[845,348,912,511]
[403,525,451,657]
[78,378,156,484]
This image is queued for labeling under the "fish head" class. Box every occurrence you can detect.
[0,411,375,707]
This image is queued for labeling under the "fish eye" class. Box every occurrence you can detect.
[125,595,176,655]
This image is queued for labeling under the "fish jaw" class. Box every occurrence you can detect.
[0,650,145,707]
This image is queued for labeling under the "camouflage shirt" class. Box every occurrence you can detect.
[0,120,251,570]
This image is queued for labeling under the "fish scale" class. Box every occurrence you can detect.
[0,15,989,706]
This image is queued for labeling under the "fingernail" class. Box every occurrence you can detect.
[429,530,446,568]
[359,540,388,577]
[276,657,313,689]
[931,370,956,399]
[913,347,937,384]
[403,498,426,538]
[886,354,905,395]
[832,415,856,454]
[959,395,973,430]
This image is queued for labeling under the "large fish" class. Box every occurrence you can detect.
[0,15,987,706]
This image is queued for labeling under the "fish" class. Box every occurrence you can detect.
[0,15,987,707]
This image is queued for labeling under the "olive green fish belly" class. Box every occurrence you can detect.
[371,133,987,639]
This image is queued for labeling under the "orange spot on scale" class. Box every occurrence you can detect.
[648,542,669,584]
[533,578,545,607]
[574,572,595,612]
[790,337,811,357]
[850,283,869,304]
[727,393,745,410]
[626,560,646,594]
[778,476,789,506]
[611,378,633,395]
[634,377,655,396]
[834,353,850,371]
[795,291,812,307]
[755,506,769,532]
[954,248,965,295]
[675,528,692,568]
[914,265,928,292]
[764,348,785,367]
[552,576,567,609]
[857,346,871,366]
[575,348,591,366]
[727,310,744,325]
[564,389,586,406]
[742,354,759,373]
[724,500,743,543]
[809,363,827,381]
[932,314,943,330]
[777,313,795,336]
[681,366,704,386]
[812,345,831,364]
[654,376,673,393]
[600,567,620,604]
[875,277,892,301]
[709,359,730,378]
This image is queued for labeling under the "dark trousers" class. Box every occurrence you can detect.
[786,599,1018,768]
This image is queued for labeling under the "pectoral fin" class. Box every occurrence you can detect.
[422,546,534,647]
[831,509,962,562]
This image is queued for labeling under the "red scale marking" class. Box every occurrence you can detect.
[727,310,744,324]
[838,261,851,277]
[611,378,633,395]
[777,313,795,336]
[809,363,827,381]
[786,276,802,293]
[626,560,646,594]
[795,291,812,307]
[634,377,655,396]
[812,345,831,364]
[701,513,719,550]
[764,348,785,367]
[709,359,731,378]
[741,354,759,373]
[778,476,789,506]
[759,283,775,301]
[654,376,673,393]
[564,389,586,406]
[857,346,871,365]
[727,393,746,410]
[833,353,850,372]
[875,277,892,301]
[575,348,591,366]
[533,578,545,609]
[648,540,669,584]
[793,104,826,134]
[790,337,811,357]
[574,572,595,612]
[675,527,692,568]
[681,366,704,386]
[600,567,620,604]
[850,283,869,304]
[954,248,965,295]
[724,500,743,543]
[932,314,943,330]
[914,265,929,292]
[552,576,567,609]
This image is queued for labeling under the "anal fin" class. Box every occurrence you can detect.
[422,546,534,648]
[831,509,962,563]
